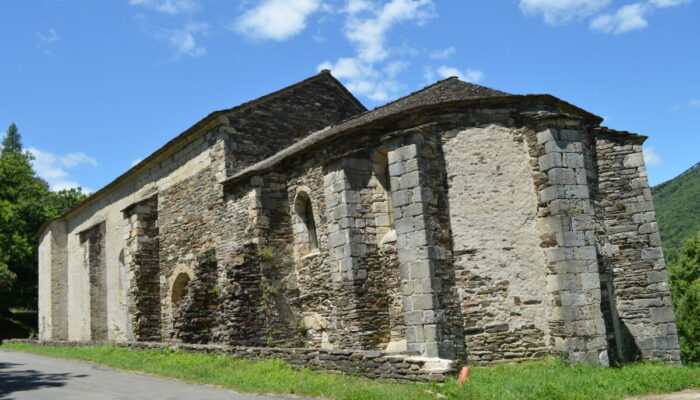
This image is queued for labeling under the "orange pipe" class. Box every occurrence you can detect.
[456,366,470,387]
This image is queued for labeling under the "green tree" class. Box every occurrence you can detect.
[46,187,88,216]
[668,230,700,364]
[0,151,52,309]
[0,123,87,313]
[0,262,17,317]
[2,123,22,155]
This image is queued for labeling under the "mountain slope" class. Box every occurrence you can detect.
[652,162,700,251]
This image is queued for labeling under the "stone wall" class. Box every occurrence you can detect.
[221,73,365,176]
[385,128,465,360]
[38,72,364,343]
[5,340,456,382]
[321,157,402,350]
[79,222,108,341]
[37,79,680,373]
[124,197,161,341]
[523,113,609,365]
[38,220,68,341]
[443,125,551,364]
[592,128,680,363]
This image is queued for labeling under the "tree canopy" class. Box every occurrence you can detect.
[668,230,700,364]
[2,123,22,155]
[0,123,87,313]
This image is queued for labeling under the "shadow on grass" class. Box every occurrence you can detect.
[0,361,87,398]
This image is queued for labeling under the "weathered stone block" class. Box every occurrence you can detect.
[392,190,413,207]
[650,307,675,323]
[412,294,435,310]
[641,247,663,260]
[399,171,421,190]
[539,153,563,171]
[559,129,582,142]
[548,168,577,185]
[563,153,585,169]
[639,222,657,235]
[545,140,583,153]
[537,128,558,144]
[646,271,668,284]
[623,153,644,168]
[409,260,433,280]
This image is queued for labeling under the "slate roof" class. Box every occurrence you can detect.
[222,77,597,185]
[38,71,364,232]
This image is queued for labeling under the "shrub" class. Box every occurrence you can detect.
[257,247,275,262]
[668,230,700,364]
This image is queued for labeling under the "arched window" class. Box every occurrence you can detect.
[171,272,191,307]
[294,191,318,253]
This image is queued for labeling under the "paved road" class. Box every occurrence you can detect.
[628,390,700,400]
[0,349,307,400]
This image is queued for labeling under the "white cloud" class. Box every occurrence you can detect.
[133,13,208,58]
[131,158,143,167]
[649,0,691,7]
[671,98,700,109]
[429,47,455,60]
[519,0,611,25]
[643,146,662,166]
[235,0,323,41]
[317,58,399,101]
[134,17,208,58]
[520,0,691,33]
[425,65,484,83]
[518,0,692,34]
[318,0,436,102]
[590,0,691,34]
[344,0,373,14]
[27,147,97,191]
[161,22,208,57]
[35,29,60,55]
[385,60,409,77]
[129,0,199,14]
[590,3,649,34]
[344,0,435,63]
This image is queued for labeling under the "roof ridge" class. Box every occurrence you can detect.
[213,69,364,116]
[39,71,364,229]
[311,77,463,132]
[370,76,461,111]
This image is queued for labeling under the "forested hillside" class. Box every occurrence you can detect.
[652,162,700,252]
[652,161,700,363]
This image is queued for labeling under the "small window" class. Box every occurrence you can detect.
[295,191,318,253]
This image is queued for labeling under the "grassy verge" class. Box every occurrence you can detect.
[3,342,699,400]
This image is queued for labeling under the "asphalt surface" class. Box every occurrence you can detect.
[0,349,308,400]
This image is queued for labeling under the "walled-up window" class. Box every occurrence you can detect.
[294,191,318,254]
[118,249,127,300]
[171,272,191,308]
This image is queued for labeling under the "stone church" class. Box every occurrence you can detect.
[38,71,680,373]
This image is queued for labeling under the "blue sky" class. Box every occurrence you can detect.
[1,0,698,192]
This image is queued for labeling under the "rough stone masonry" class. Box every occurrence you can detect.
[36,70,681,381]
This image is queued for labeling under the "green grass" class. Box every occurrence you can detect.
[2,343,699,400]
